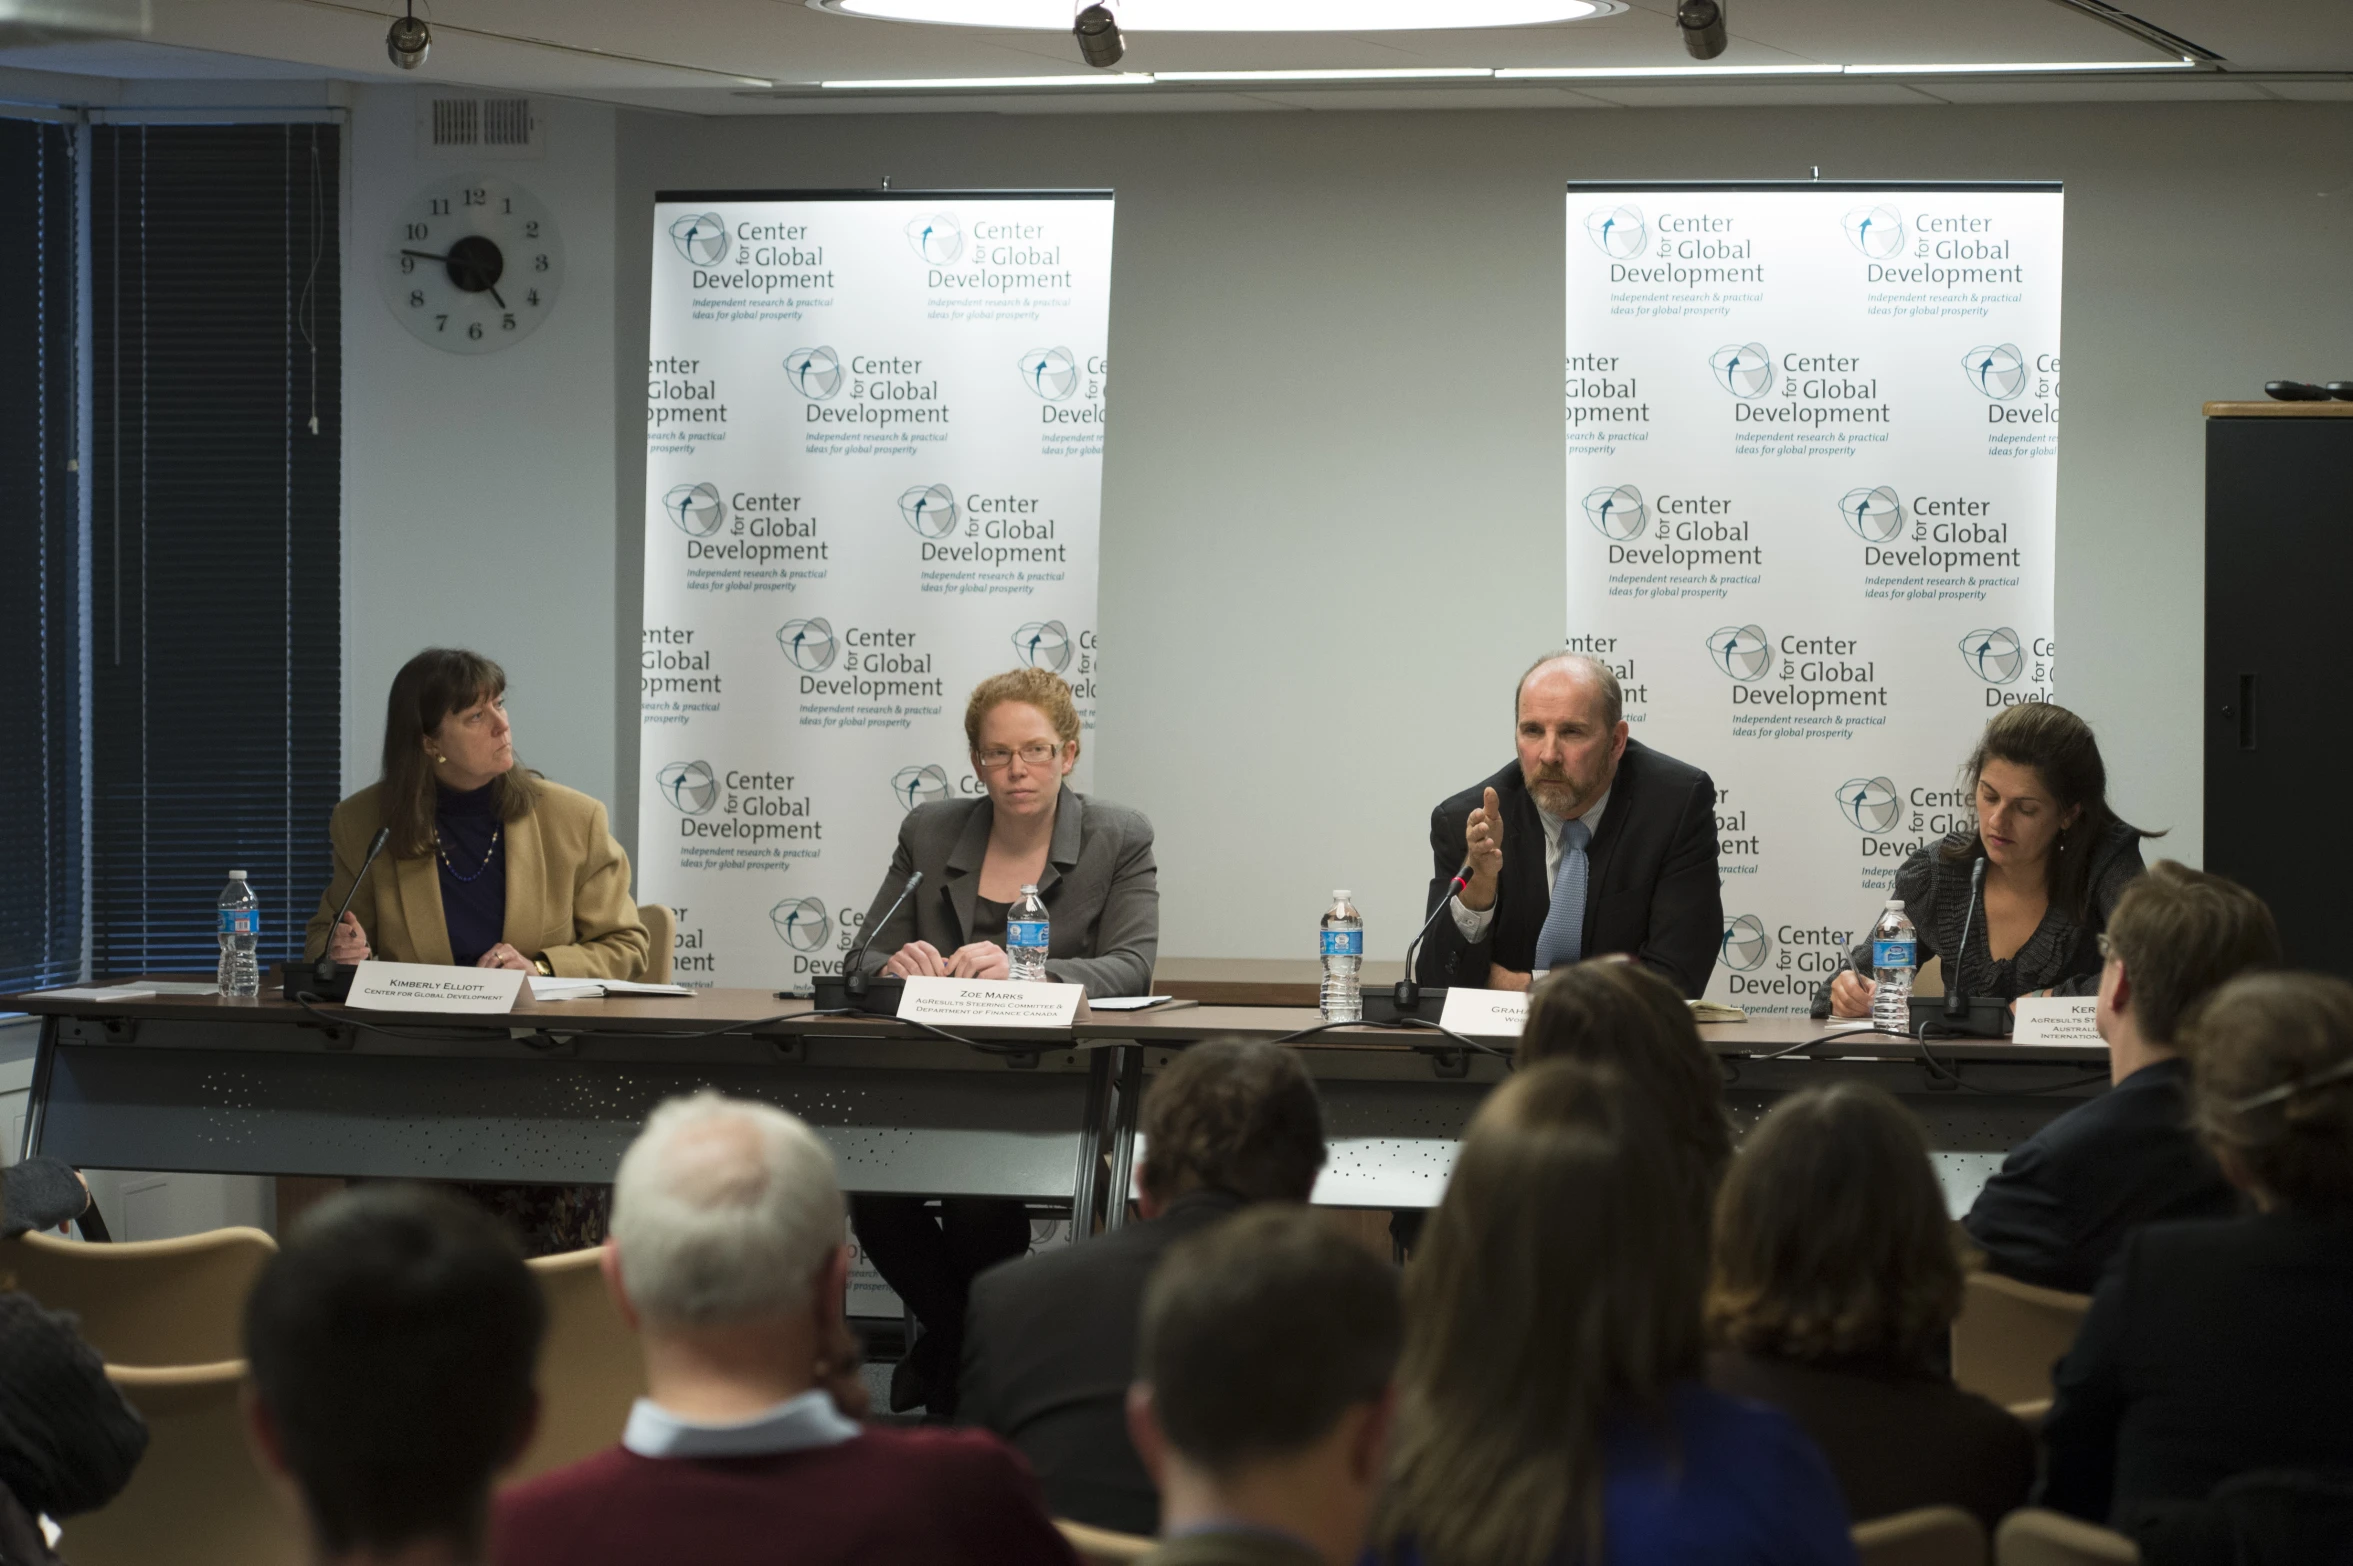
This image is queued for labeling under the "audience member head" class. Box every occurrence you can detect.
[1708,1083,1961,1371]
[1383,1059,1706,1566]
[1136,1039,1326,1216]
[2188,972,2353,1218]
[1129,1207,1401,1565]
[1522,958,1732,1203]
[2098,861,2279,1055]
[1947,701,2151,916]
[243,1185,544,1563]
[1511,653,1627,820]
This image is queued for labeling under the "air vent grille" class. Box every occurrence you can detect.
[417,97,542,159]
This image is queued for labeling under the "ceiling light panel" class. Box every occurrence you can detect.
[815,0,1615,30]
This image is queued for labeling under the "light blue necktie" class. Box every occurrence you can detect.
[1532,818,1593,973]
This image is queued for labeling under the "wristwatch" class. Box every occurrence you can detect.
[533,955,554,977]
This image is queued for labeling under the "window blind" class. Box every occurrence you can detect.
[89,124,342,976]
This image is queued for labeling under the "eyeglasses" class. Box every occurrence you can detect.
[975,741,1061,772]
[2097,933,2117,962]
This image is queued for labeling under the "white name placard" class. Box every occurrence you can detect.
[897,976,1087,1030]
[2013,995,2102,1046]
[1439,987,1530,1038]
[346,960,528,1014]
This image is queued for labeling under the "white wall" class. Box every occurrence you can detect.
[597,100,2353,960]
[343,87,620,807]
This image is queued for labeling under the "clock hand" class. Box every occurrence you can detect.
[400,248,453,263]
[488,284,507,309]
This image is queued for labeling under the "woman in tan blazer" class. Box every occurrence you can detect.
[304,648,648,980]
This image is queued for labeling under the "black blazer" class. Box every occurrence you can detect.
[957,1189,1247,1536]
[1962,1058,2238,1295]
[2039,1211,2353,1529]
[1416,739,1722,998]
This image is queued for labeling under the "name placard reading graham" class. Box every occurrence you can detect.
[346,960,529,1014]
[897,976,1087,1030]
[2011,995,2101,1047]
[1438,987,1531,1038]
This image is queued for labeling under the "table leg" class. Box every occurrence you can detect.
[1101,1044,1144,1234]
[20,1014,57,1162]
[1068,1045,1114,1242]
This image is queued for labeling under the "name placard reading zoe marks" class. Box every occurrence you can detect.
[345,960,529,1014]
[896,975,1088,1030]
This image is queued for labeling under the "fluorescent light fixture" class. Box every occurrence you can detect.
[1155,67,1493,82]
[816,0,1612,28]
[1499,64,1837,78]
[1843,58,2198,74]
[819,72,1157,89]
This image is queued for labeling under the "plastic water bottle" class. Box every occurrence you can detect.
[1320,890,1363,1023]
[1869,897,1916,1035]
[1007,884,1050,982]
[218,871,261,998]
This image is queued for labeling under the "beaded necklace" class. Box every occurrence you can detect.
[435,823,503,883]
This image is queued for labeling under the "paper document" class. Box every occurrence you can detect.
[39,987,159,1002]
[1088,995,1176,1011]
[526,977,695,1001]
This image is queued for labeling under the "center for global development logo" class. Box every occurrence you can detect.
[785,346,844,399]
[898,484,959,539]
[1707,624,1771,682]
[1710,342,1772,399]
[656,760,718,816]
[667,211,729,264]
[661,482,725,539]
[892,765,950,810]
[905,212,963,264]
[1721,914,1772,974]
[1013,620,1073,673]
[1836,776,1902,834]
[1838,485,1905,543]
[1959,627,2025,684]
[770,897,831,952]
[778,618,838,673]
[1584,204,1648,260]
[1962,343,2027,400]
[1841,204,1905,260]
[1018,347,1079,401]
[1582,484,1648,541]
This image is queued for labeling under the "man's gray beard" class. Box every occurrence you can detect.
[1529,776,1584,817]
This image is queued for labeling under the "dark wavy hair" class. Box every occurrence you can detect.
[1941,701,2156,919]
[378,649,540,858]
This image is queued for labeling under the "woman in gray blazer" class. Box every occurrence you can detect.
[853,666,1160,1416]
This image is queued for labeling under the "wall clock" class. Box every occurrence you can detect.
[378,173,564,353]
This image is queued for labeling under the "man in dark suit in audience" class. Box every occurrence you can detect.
[1964,861,2277,1294]
[960,1040,1329,1537]
[1417,653,1721,999]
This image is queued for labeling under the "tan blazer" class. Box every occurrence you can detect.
[302,778,649,979]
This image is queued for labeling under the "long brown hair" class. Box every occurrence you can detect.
[1381,1060,1707,1566]
[1941,701,2157,918]
[1708,1083,1965,1368]
[378,649,540,857]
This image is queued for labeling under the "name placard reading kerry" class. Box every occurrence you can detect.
[1438,987,1531,1038]
[346,960,528,1014]
[897,976,1087,1029]
[2011,995,2099,1046]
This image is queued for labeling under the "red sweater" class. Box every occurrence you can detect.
[492,1426,1080,1566]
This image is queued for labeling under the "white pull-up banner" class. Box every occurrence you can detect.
[1564,182,2061,1014]
[639,191,1114,989]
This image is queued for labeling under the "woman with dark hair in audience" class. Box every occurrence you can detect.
[2040,971,2353,1539]
[1821,701,2153,1018]
[1379,1059,1854,1566]
[1708,1083,2032,1531]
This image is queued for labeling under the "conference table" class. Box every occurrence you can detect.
[10,959,2108,1234]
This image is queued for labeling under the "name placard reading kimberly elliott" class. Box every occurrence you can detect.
[897,976,1087,1030]
[346,961,529,1014]
[1439,987,1531,1039]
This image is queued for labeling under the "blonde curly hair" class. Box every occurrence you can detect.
[963,667,1082,758]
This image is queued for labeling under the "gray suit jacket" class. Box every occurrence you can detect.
[854,785,1159,998]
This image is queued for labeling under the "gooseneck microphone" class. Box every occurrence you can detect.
[1395,862,1474,1012]
[844,870,923,999]
[299,826,391,998]
[1946,854,1989,1022]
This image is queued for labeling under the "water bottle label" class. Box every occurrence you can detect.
[1871,938,1915,970]
[219,910,260,937]
[1320,929,1364,958]
[1007,920,1049,949]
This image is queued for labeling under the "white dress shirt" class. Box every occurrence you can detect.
[1449,788,1611,977]
[620,1388,860,1460]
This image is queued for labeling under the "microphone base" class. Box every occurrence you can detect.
[809,974,904,1016]
[281,963,357,1003]
[1912,995,2011,1039]
[1360,987,1448,1025]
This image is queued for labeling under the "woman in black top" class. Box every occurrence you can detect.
[1819,702,2152,1018]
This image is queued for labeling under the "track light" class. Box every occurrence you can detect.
[1074,4,1123,68]
[387,3,431,70]
[1676,0,1725,60]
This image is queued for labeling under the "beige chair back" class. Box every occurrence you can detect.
[0,1226,277,1367]
[1854,1504,1988,1566]
[639,902,676,984]
[1056,1518,1155,1565]
[61,1361,300,1566]
[1951,1269,2092,1408]
[1995,1508,2140,1565]
[509,1245,645,1484]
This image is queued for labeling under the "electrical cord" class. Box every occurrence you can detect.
[1271,1015,1514,1064]
[1911,1022,2111,1095]
[1750,1023,1885,1061]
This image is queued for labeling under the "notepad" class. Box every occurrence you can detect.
[526,977,697,1001]
[1088,995,1178,1011]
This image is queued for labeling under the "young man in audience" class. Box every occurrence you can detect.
[493,1092,1077,1566]
[1125,1206,1401,1566]
[244,1185,545,1566]
[959,1038,1328,1537]
[1963,861,2277,1293]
